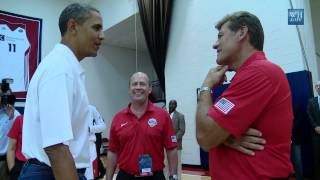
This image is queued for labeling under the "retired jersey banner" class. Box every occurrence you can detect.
[0,10,42,100]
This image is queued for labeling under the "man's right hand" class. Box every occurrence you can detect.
[202,65,228,89]
[224,128,266,156]
[44,143,78,180]
[6,104,14,120]
[315,126,320,134]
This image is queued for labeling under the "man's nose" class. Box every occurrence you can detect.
[213,41,219,49]
[99,31,105,40]
[135,84,142,89]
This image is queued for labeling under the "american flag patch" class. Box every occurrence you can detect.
[171,135,177,143]
[214,97,235,114]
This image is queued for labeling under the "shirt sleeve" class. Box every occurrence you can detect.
[89,106,106,134]
[38,73,74,148]
[13,110,20,121]
[108,115,120,153]
[163,112,178,149]
[7,115,22,139]
[208,67,274,137]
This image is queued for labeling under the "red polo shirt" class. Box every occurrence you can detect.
[208,51,294,179]
[7,115,26,162]
[109,101,177,175]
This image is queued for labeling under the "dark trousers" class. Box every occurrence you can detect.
[18,159,86,180]
[0,155,10,180]
[312,134,320,180]
[95,133,106,179]
[116,170,165,180]
[9,159,25,180]
[291,143,304,180]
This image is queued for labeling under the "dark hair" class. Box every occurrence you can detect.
[169,100,177,105]
[215,11,264,50]
[59,3,100,36]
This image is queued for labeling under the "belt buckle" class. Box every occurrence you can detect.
[77,168,86,174]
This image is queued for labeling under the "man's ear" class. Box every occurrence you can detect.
[148,86,152,94]
[238,26,249,41]
[66,19,77,35]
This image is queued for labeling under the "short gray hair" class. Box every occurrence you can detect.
[59,3,100,36]
[215,11,264,51]
[129,72,151,86]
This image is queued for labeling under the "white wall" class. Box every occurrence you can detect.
[165,0,316,165]
[291,0,318,90]
[93,0,138,30]
[308,0,320,92]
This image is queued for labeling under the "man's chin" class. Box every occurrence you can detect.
[216,59,223,65]
[216,58,230,66]
[132,98,147,104]
[91,53,98,57]
[87,51,98,57]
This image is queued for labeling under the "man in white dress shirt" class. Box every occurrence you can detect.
[20,3,104,180]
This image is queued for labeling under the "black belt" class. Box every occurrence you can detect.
[0,155,6,161]
[119,169,164,178]
[77,168,86,174]
[28,158,86,174]
[272,177,290,180]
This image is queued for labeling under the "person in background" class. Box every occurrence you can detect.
[0,82,20,180]
[7,115,26,180]
[290,101,304,180]
[20,3,104,180]
[307,81,320,180]
[106,72,178,180]
[85,105,106,180]
[168,100,185,180]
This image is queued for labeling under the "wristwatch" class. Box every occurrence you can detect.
[199,86,211,94]
[169,174,178,180]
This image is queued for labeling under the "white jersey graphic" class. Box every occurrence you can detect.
[0,23,30,92]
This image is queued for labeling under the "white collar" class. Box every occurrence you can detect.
[55,43,85,75]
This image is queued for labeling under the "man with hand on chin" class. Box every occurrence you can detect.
[196,11,293,180]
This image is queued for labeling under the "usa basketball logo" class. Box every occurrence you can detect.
[148,118,157,127]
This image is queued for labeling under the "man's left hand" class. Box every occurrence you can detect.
[224,128,266,156]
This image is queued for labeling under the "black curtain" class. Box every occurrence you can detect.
[137,0,173,95]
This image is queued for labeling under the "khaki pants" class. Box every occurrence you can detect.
[0,160,10,180]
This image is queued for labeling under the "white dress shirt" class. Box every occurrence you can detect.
[22,44,90,168]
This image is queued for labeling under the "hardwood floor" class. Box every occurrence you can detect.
[181,174,211,180]
[108,173,211,180]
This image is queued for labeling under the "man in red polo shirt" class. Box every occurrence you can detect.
[7,115,26,180]
[196,11,293,180]
[106,72,178,180]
